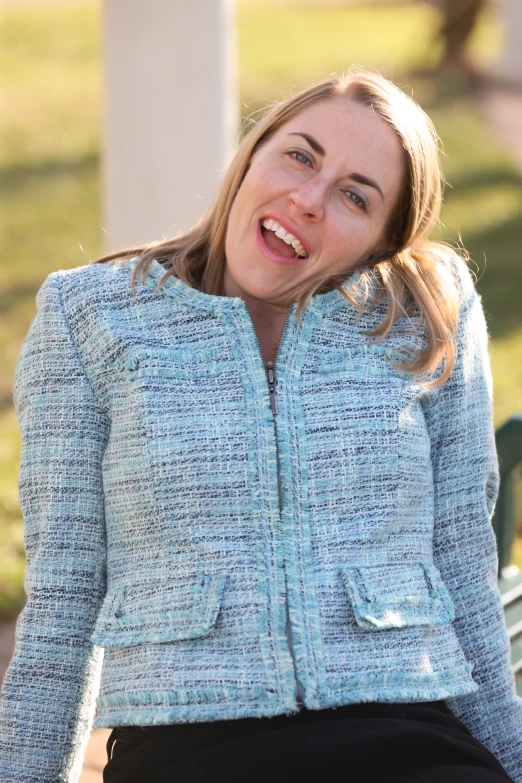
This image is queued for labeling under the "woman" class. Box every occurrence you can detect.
[0,68,520,783]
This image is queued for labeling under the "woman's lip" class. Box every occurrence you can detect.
[255,220,309,266]
[261,214,309,256]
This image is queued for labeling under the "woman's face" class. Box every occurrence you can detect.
[223,96,406,307]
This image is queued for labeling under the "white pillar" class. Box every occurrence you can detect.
[102,0,237,251]
[494,0,522,83]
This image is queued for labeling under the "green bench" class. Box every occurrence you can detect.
[493,414,522,697]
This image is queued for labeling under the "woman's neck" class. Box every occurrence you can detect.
[221,270,291,365]
[246,299,290,366]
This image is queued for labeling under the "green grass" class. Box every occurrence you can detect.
[239,2,440,102]
[1,1,521,618]
[238,1,500,106]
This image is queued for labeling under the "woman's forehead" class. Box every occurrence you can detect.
[278,97,401,153]
[272,97,405,201]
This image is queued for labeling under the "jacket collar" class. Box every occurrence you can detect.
[125,256,373,316]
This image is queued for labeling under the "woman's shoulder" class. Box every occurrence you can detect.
[433,247,478,306]
[47,257,136,295]
[35,257,155,319]
[29,259,154,356]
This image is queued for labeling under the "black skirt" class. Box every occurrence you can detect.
[103,700,515,783]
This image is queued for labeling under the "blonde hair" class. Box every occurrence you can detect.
[93,67,464,386]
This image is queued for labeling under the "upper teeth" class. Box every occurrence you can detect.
[262,219,308,258]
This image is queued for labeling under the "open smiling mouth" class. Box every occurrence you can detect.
[260,219,309,260]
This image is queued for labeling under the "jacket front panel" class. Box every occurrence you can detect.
[99,299,298,711]
[1,256,521,783]
[275,315,472,702]
[85,257,476,721]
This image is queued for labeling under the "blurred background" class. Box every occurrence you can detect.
[1,1,521,778]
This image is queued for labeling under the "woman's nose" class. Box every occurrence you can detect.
[288,179,326,220]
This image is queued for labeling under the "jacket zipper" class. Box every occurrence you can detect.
[249,308,303,707]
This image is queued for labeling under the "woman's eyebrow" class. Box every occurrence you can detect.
[286,132,384,201]
[349,173,384,202]
[287,132,326,156]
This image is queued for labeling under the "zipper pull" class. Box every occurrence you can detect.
[265,361,278,416]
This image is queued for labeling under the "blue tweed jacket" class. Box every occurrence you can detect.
[0,255,521,783]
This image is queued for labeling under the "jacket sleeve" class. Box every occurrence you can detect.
[425,259,522,782]
[0,272,110,783]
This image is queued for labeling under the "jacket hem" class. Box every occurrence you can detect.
[309,663,478,709]
[92,667,478,728]
[93,686,297,727]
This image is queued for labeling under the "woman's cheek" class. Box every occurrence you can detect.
[329,219,358,255]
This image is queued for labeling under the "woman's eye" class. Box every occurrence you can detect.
[287,149,313,166]
[345,189,367,210]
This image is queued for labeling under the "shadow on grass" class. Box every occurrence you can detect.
[1,152,99,189]
[463,212,522,338]
[0,400,13,418]
[446,168,522,192]
[0,284,40,315]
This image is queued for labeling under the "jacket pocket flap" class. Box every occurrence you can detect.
[123,347,224,380]
[339,562,455,630]
[90,572,227,647]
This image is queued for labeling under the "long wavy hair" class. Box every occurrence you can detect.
[93,67,464,386]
